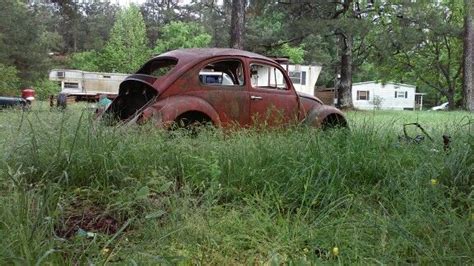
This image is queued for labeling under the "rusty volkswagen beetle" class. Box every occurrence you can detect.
[103,48,347,129]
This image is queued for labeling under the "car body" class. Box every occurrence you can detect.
[0,96,28,109]
[431,102,449,111]
[103,48,347,129]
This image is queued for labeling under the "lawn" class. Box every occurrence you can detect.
[0,103,472,264]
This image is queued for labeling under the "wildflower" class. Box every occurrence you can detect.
[303,248,309,253]
[332,246,339,256]
[101,248,110,256]
[430,179,438,186]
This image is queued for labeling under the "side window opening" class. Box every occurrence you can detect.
[250,64,287,90]
[200,60,244,86]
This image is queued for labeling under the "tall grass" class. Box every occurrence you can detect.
[0,106,472,264]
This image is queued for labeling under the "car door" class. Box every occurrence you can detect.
[247,61,299,126]
[191,58,250,127]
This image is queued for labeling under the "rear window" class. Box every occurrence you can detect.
[137,58,177,78]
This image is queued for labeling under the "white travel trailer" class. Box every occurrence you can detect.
[285,64,322,96]
[49,69,129,102]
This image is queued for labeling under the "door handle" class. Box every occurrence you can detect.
[250,95,263,100]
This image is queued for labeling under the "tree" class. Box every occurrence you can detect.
[463,0,474,111]
[191,0,230,48]
[51,0,82,52]
[372,2,464,109]
[229,0,245,49]
[0,0,49,84]
[70,51,100,72]
[80,2,119,51]
[246,7,305,63]
[266,1,375,108]
[100,5,150,73]
[141,0,184,46]
[0,64,20,96]
[154,21,212,54]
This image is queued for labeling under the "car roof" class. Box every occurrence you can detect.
[154,48,273,65]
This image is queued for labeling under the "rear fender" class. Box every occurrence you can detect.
[142,96,221,127]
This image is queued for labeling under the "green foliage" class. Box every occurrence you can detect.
[0,64,20,96]
[153,21,212,54]
[70,51,100,72]
[246,10,286,52]
[39,31,65,53]
[32,79,60,100]
[100,5,150,73]
[369,2,464,107]
[271,43,305,64]
[0,0,49,83]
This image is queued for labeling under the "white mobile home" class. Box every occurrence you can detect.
[352,81,425,110]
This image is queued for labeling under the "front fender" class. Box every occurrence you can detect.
[303,105,347,128]
[142,95,221,127]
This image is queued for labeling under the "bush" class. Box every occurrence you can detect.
[0,64,20,96]
[70,51,100,72]
[32,79,60,100]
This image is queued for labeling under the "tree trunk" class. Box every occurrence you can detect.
[463,0,474,111]
[448,85,456,111]
[229,0,245,49]
[336,33,354,109]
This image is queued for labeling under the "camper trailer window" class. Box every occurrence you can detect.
[251,64,287,90]
[64,82,79,89]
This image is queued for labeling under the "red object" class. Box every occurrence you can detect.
[104,48,347,129]
[21,88,35,101]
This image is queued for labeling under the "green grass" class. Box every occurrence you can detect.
[0,103,472,264]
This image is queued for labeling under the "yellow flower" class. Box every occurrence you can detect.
[430,179,438,186]
[101,248,110,256]
[332,246,339,256]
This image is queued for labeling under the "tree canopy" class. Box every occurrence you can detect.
[100,5,150,73]
[0,0,471,109]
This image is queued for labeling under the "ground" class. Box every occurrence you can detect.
[0,102,472,264]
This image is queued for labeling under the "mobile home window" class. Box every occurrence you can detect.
[395,91,407,98]
[357,90,370,100]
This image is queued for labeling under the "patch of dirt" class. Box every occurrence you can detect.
[55,201,121,238]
